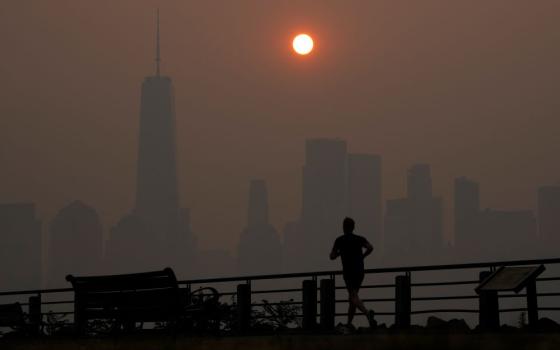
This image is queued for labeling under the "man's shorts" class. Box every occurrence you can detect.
[343,270,365,291]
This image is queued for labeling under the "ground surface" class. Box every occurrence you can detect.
[2,332,560,350]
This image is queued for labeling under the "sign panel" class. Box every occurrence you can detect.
[476,265,545,293]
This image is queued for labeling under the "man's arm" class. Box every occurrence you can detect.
[330,241,340,260]
[362,238,374,258]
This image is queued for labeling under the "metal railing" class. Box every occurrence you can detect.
[1,257,560,333]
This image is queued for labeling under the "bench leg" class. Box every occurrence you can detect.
[28,295,41,336]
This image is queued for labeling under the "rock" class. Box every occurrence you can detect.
[426,316,446,329]
[447,318,471,332]
[426,316,470,332]
[335,322,356,335]
[533,317,560,332]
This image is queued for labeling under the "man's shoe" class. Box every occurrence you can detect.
[367,310,377,328]
[335,322,355,334]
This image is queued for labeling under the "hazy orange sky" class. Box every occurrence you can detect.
[1,1,559,252]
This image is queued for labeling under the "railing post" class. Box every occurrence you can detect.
[395,275,411,328]
[237,283,251,332]
[185,284,192,305]
[302,279,317,330]
[478,271,499,330]
[320,278,335,330]
[526,279,538,327]
[28,294,41,336]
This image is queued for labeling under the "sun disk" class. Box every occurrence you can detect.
[293,34,314,55]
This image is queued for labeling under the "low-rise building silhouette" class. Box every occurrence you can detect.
[105,213,161,274]
[48,201,102,287]
[537,185,560,255]
[194,249,236,278]
[0,203,41,290]
[476,209,537,260]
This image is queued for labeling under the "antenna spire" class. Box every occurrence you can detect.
[156,8,161,77]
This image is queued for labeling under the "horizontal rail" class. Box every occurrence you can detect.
[411,309,479,314]
[538,293,560,298]
[335,298,395,303]
[500,308,531,313]
[41,307,560,319]
[253,301,301,307]
[412,295,478,301]
[256,314,304,319]
[343,283,395,290]
[42,300,74,305]
[537,277,560,282]
[252,288,302,294]
[42,311,74,316]
[2,257,558,297]
[335,312,395,316]
[412,280,479,287]
[178,257,560,285]
[0,287,72,297]
[0,256,559,335]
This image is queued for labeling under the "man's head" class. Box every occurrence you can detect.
[343,217,355,235]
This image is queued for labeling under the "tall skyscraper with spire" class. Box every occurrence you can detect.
[106,10,195,277]
[134,9,179,233]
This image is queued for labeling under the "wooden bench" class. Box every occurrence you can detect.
[66,268,185,334]
[0,303,25,332]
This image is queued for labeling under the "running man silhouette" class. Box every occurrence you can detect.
[330,217,376,328]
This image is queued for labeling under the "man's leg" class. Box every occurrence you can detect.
[347,289,357,325]
[348,288,368,325]
[348,273,376,328]
[351,289,368,314]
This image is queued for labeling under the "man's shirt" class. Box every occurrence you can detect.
[333,233,368,273]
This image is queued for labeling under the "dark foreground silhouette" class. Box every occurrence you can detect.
[330,217,375,327]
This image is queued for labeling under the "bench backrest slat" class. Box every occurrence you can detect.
[67,268,178,293]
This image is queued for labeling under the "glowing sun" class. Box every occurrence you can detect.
[293,34,314,55]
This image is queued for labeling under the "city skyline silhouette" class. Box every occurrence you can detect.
[2,4,560,345]
[0,3,560,289]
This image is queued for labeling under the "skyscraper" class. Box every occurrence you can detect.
[0,203,41,290]
[302,138,347,227]
[384,198,411,265]
[347,153,383,257]
[384,164,443,264]
[454,177,480,258]
[106,11,195,277]
[134,10,179,237]
[303,139,347,269]
[537,185,560,253]
[407,164,443,260]
[238,179,282,274]
[284,138,347,272]
[407,164,433,202]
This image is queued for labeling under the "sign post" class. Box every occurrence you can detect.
[476,265,545,328]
